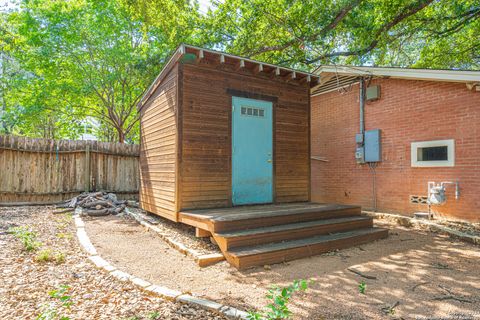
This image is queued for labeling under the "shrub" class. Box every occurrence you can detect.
[9,226,42,251]
[36,285,72,320]
[358,281,366,294]
[248,279,312,320]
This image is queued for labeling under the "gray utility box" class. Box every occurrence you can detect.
[364,129,381,162]
[366,85,380,101]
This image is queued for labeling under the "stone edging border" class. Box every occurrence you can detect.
[365,211,480,246]
[73,208,248,319]
[124,208,225,267]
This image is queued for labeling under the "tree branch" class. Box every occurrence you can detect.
[306,0,434,64]
[247,0,363,57]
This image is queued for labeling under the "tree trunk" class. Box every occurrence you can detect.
[118,129,125,143]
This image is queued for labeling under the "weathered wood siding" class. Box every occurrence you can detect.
[179,63,310,210]
[0,135,139,204]
[139,65,178,221]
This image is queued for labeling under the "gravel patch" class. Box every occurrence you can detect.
[85,213,480,319]
[127,208,219,255]
[0,206,226,320]
[366,211,480,245]
[435,220,480,237]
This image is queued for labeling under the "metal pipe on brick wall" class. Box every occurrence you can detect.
[359,77,366,135]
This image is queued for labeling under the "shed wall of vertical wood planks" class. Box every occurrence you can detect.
[138,45,316,222]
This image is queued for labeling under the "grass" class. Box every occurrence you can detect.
[55,252,66,264]
[56,232,73,240]
[55,214,73,230]
[35,249,54,263]
[35,249,66,264]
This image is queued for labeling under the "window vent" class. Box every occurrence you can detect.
[411,139,455,167]
[410,195,428,204]
[241,106,265,117]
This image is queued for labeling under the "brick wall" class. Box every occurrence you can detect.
[311,78,480,222]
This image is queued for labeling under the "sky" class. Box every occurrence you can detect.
[198,0,214,14]
[0,0,16,12]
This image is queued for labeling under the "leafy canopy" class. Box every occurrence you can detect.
[1,0,200,142]
[203,0,480,70]
[1,0,478,142]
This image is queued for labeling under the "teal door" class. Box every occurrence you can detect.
[232,96,273,205]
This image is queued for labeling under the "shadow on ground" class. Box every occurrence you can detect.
[85,216,480,320]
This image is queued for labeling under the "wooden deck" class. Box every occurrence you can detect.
[179,202,388,269]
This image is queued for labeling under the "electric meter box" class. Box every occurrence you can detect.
[364,129,381,162]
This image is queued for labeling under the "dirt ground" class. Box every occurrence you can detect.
[85,214,480,320]
[0,206,226,320]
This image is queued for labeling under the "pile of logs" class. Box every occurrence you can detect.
[56,191,127,216]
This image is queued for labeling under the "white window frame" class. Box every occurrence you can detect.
[411,139,455,167]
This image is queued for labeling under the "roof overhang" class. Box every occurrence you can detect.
[312,65,480,96]
[138,44,320,110]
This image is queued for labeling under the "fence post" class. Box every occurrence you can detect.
[85,144,90,192]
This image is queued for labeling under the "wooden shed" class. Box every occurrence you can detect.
[138,44,387,269]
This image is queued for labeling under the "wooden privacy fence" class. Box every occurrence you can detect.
[0,135,140,205]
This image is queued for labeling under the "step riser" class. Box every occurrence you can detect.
[212,207,361,233]
[216,219,373,251]
[226,229,388,269]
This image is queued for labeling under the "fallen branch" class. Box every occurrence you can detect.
[431,262,451,270]
[82,209,112,216]
[433,284,473,303]
[432,295,473,303]
[347,268,377,280]
[57,191,132,217]
[411,281,430,291]
[53,208,74,214]
[82,200,115,209]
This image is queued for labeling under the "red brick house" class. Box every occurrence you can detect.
[311,66,480,222]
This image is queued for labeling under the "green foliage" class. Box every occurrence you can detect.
[35,248,54,263]
[9,226,42,251]
[248,279,312,320]
[56,232,72,240]
[2,0,200,142]
[55,214,72,231]
[37,284,72,320]
[1,0,478,142]
[203,0,480,69]
[358,281,366,294]
[49,285,72,307]
[54,252,66,264]
[147,311,160,320]
[35,249,66,264]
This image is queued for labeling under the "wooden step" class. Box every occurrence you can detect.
[214,216,373,251]
[224,228,388,269]
[201,204,361,232]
